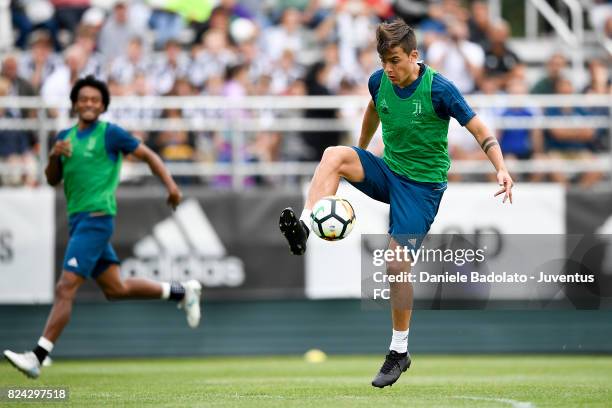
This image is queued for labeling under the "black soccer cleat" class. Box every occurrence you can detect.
[371,351,411,388]
[279,207,309,255]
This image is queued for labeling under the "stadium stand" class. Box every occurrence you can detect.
[0,0,610,187]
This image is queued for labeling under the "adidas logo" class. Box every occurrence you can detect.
[121,199,245,287]
[67,257,79,268]
[379,98,390,114]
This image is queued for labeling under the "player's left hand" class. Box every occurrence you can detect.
[494,169,514,204]
[167,186,182,210]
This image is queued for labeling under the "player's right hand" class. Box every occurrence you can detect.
[167,185,182,211]
[50,140,72,158]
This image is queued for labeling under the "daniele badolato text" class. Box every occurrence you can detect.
[372,271,595,284]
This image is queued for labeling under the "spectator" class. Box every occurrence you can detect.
[236,39,272,84]
[1,54,36,99]
[301,61,340,161]
[108,72,158,144]
[418,3,447,59]
[172,76,199,117]
[263,8,309,62]
[98,1,136,63]
[80,6,106,35]
[11,0,61,51]
[151,39,190,95]
[584,58,610,94]
[156,108,197,185]
[0,76,36,186]
[189,29,237,89]
[125,0,152,34]
[192,5,231,45]
[73,25,105,79]
[18,31,62,91]
[440,0,470,22]
[427,19,484,94]
[0,75,30,151]
[545,77,602,187]
[41,45,87,106]
[483,20,521,90]
[531,52,567,94]
[321,42,349,93]
[222,64,251,134]
[418,2,446,35]
[468,0,492,48]
[108,37,150,86]
[334,0,378,72]
[498,77,544,181]
[223,64,251,98]
[583,59,610,154]
[1,54,37,140]
[148,7,184,50]
[349,46,379,88]
[269,49,303,95]
[52,0,90,34]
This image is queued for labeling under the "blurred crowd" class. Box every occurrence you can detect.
[1,0,611,188]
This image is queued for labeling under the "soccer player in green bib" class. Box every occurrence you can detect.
[280,19,514,387]
[4,76,202,379]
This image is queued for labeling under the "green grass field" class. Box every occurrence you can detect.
[1,355,611,407]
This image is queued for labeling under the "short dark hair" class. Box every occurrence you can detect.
[70,75,110,111]
[376,19,417,58]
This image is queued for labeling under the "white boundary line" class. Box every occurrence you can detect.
[454,395,536,408]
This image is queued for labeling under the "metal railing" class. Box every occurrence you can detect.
[0,94,610,189]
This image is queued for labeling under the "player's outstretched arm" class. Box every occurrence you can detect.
[132,144,182,210]
[45,140,72,186]
[465,116,514,204]
[357,100,380,149]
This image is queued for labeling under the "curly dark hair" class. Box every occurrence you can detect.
[69,75,110,111]
[376,19,417,58]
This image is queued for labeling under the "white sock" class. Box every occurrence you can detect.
[160,282,171,300]
[299,209,311,231]
[38,337,54,353]
[389,329,409,354]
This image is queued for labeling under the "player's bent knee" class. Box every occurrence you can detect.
[103,284,128,301]
[321,146,361,177]
[321,146,344,169]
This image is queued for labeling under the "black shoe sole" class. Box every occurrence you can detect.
[279,208,306,255]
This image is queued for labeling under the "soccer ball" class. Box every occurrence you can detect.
[310,196,356,241]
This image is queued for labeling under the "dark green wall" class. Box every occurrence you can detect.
[1,300,611,357]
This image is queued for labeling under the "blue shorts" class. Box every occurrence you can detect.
[348,147,447,247]
[62,212,119,279]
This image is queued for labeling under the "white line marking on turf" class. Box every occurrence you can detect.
[454,396,535,408]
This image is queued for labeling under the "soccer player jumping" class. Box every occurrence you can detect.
[280,20,513,388]
[3,76,202,379]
